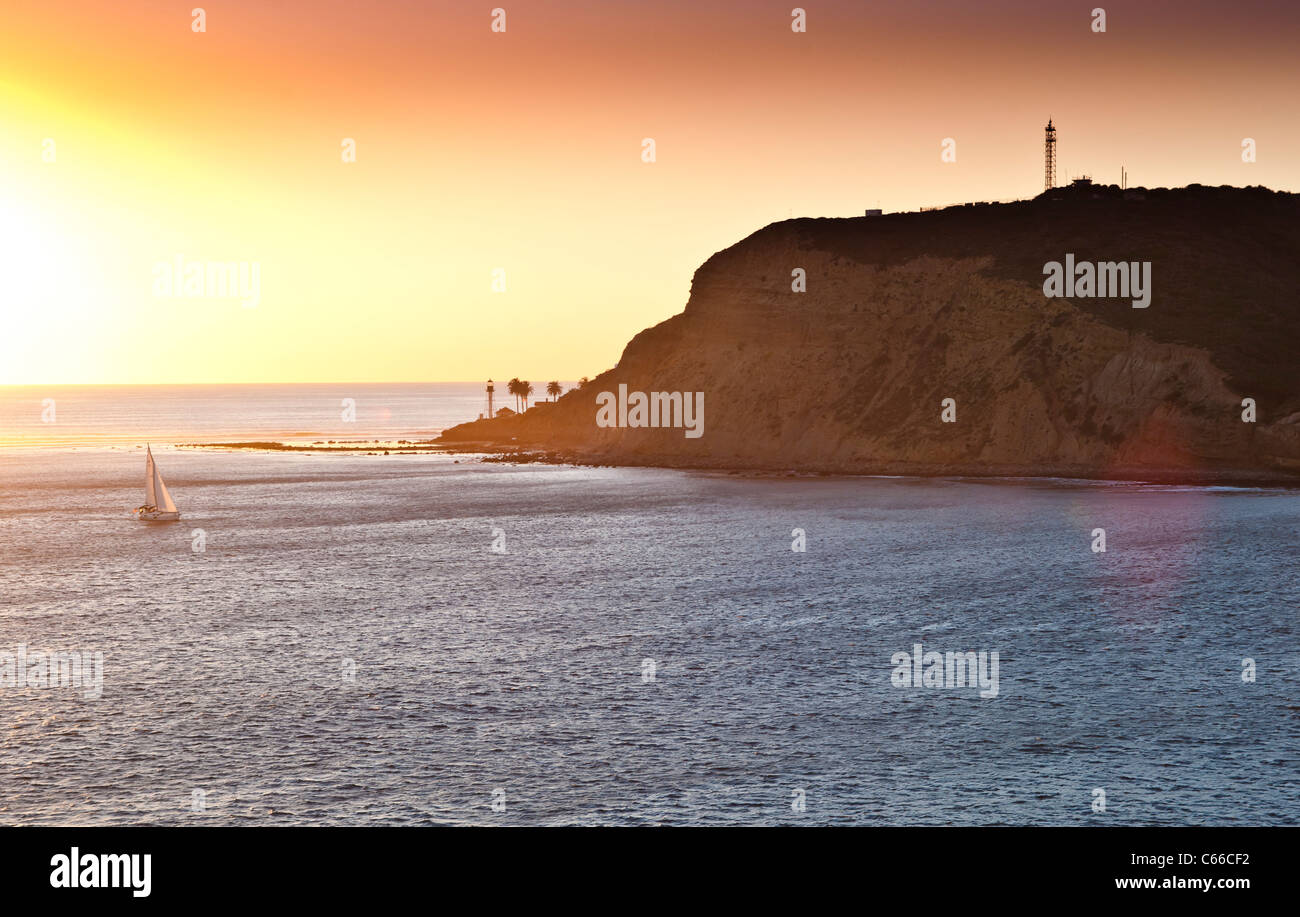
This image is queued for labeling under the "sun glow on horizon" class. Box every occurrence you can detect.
[1,0,1297,386]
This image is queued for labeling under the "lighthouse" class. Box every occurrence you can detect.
[486,379,495,419]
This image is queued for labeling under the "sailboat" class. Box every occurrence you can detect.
[135,445,181,522]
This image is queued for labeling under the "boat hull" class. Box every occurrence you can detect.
[136,510,181,522]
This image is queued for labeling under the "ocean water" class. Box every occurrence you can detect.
[0,382,514,447]
[0,392,1297,825]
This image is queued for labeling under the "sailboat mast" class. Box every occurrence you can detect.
[145,445,157,506]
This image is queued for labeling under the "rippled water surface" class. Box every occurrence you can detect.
[1,447,1296,825]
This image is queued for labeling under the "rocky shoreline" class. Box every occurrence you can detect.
[472,446,1300,487]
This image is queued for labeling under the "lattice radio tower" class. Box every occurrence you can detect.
[1044,118,1057,191]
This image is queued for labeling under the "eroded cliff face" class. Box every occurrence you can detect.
[443,186,1300,482]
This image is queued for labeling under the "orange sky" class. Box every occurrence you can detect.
[1,0,1296,384]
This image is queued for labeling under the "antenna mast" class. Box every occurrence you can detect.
[1044,118,1057,191]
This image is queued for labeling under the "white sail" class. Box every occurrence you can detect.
[145,446,157,506]
[143,445,178,513]
[154,464,177,513]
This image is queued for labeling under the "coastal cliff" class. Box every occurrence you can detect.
[442,185,1300,483]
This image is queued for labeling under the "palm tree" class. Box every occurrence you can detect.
[507,378,522,412]
[546,381,562,401]
[521,381,534,410]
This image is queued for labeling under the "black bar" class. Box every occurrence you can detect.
[1,826,1285,903]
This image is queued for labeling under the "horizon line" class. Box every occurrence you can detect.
[0,379,590,389]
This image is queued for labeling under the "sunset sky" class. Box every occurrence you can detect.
[1,0,1296,385]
